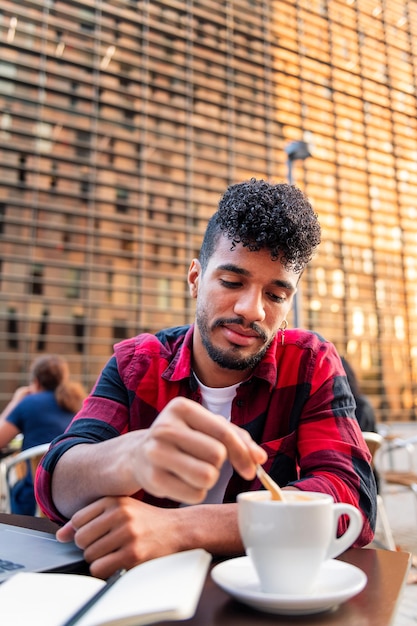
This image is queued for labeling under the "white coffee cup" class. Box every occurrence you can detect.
[237,490,363,595]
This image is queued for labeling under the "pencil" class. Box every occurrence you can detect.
[61,568,126,626]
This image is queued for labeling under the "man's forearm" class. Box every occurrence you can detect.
[51,433,147,518]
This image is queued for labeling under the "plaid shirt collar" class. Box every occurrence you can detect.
[162,323,279,390]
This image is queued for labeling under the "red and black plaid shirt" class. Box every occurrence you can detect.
[35,325,376,546]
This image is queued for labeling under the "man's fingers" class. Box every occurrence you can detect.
[56,520,76,543]
[150,397,267,488]
[149,418,228,471]
[225,423,268,479]
[141,435,222,502]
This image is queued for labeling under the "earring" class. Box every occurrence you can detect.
[279,319,288,346]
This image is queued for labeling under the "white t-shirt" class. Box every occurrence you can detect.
[190,374,240,505]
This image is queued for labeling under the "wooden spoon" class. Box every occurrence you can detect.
[256,464,286,501]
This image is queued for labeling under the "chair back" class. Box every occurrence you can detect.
[362,431,384,463]
[0,443,50,516]
[362,431,397,550]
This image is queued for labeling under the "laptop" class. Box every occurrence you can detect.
[0,522,87,582]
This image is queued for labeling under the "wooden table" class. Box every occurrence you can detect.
[167,548,411,626]
[0,513,411,626]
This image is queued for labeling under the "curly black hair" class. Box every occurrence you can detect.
[199,178,321,273]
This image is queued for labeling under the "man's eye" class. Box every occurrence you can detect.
[268,293,286,303]
[220,279,241,288]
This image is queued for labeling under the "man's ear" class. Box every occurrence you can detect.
[188,259,201,298]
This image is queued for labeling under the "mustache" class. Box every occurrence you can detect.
[212,317,268,343]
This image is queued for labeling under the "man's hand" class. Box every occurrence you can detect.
[57,497,182,579]
[11,385,34,402]
[56,496,241,579]
[135,396,267,504]
[0,385,34,424]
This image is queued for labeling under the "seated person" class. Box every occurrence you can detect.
[341,357,380,491]
[35,179,377,579]
[0,355,86,515]
[341,357,378,433]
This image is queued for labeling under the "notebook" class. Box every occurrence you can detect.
[0,548,212,626]
[0,522,86,583]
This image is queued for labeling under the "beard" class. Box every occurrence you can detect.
[196,305,270,371]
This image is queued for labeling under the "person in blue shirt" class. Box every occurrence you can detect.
[0,354,86,515]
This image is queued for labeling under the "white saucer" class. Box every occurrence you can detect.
[211,556,367,615]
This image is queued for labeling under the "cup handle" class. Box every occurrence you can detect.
[326,503,363,560]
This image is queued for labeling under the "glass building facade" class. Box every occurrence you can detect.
[1,0,417,421]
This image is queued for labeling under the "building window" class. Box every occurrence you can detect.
[7,307,18,349]
[157,278,171,309]
[123,109,135,131]
[80,178,90,200]
[30,264,43,295]
[76,131,91,158]
[67,268,82,298]
[19,154,27,184]
[73,315,85,354]
[121,227,134,252]
[116,187,129,213]
[113,320,128,341]
[106,271,113,302]
[119,77,130,88]
[80,22,95,34]
[50,162,58,190]
[0,203,5,234]
[108,137,115,165]
[37,308,49,351]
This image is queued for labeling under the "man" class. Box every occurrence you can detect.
[36,179,376,579]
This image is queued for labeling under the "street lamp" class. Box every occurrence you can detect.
[285,140,311,185]
[284,140,311,328]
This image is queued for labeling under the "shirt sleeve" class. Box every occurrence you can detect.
[5,402,24,430]
[288,342,377,546]
[35,352,130,522]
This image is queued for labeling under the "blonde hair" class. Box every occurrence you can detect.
[55,380,87,413]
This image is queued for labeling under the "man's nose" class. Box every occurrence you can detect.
[233,289,266,322]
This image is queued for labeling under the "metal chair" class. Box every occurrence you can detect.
[376,431,417,522]
[362,431,396,550]
[0,443,50,516]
